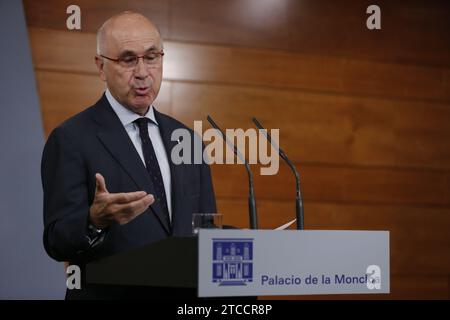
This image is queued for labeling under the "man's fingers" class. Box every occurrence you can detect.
[94,194,154,226]
[115,194,154,218]
[95,173,108,193]
[108,191,149,204]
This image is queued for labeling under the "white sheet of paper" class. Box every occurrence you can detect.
[274,218,297,230]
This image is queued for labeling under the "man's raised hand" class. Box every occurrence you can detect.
[89,173,154,228]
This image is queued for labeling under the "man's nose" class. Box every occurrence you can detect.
[134,57,149,79]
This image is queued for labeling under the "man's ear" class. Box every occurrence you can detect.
[95,55,107,82]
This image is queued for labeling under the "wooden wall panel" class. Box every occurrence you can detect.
[28,70,450,206]
[29,29,97,74]
[29,28,450,103]
[211,164,450,206]
[27,28,450,169]
[165,43,450,102]
[171,82,450,169]
[32,68,450,170]
[36,71,104,134]
[23,0,170,37]
[287,0,450,68]
[388,275,449,300]
[170,0,291,50]
[24,0,450,68]
[31,71,450,207]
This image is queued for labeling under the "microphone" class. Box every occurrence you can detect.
[252,117,304,230]
[207,115,258,229]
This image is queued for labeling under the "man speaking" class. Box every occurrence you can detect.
[41,11,216,299]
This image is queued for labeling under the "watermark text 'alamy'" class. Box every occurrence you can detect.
[171,121,279,175]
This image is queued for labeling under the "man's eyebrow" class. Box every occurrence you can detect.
[118,46,162,57]
[118,50,137,57]
[145,45,160,52]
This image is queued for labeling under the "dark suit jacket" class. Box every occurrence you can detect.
[41,94,216,299]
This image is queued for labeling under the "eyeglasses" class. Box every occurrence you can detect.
[99,51,164,69]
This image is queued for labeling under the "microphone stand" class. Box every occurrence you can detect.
[207,116,258,229]
[252,117,304,230]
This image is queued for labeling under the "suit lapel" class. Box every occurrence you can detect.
[91,95,171,234]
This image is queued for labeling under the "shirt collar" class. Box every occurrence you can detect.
[105,88,158,127]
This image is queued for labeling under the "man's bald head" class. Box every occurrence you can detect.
[94,11,164,115]
[96,11,162,55]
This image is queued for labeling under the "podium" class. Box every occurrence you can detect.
[87,237,198,288]
[86,230,389,297]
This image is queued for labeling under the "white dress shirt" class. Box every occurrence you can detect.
[105,89,172,220]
